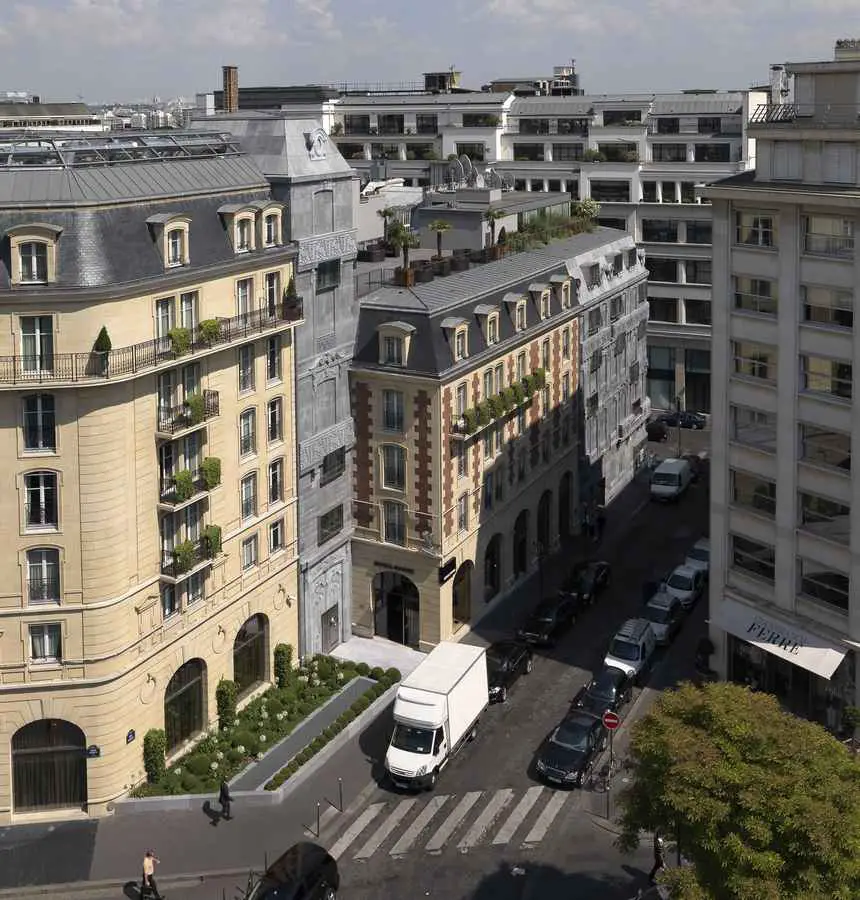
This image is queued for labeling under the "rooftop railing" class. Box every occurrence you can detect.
[749,103,860,127]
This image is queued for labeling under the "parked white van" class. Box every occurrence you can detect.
[650,458,693,502]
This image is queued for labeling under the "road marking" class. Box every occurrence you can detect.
[492,786,543,844]
[523,790,568,844]
[458,789,514,849]
[354,798,416,859]
[328,803,384,860]
[425,791,482,852]
[318,778,378,844]
[389,795,449,856]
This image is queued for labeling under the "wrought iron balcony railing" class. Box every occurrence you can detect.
[0,299,303,385]
[156,389,219,435]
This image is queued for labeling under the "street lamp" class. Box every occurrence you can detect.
[674,389,686,459]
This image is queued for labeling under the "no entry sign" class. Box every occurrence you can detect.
[602,710,621,731]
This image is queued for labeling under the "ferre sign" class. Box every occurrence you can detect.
[438,558,457,584]
[746,618,804,656]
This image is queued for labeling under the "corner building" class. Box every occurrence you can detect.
[706,41,860,731]
[350,230,648,650]
[0,132,302,821]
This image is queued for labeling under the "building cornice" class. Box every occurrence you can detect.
[702,183,860,210]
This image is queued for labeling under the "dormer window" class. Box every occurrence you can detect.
[516,302,527,331]
[455,329,468,360]
[377,321,415,367]
[441,316,469,361]
[167,228,186,267]
[20,242,48,283]
[6,224,63,286]
[540,293,550,320]
[551,274,572,309]
[236,217,253,253]
[264,213,280,247]
[474,303,500,346]
[529,283,550,319]
[487,315,499,344]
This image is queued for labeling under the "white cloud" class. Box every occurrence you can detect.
[186,0,288,48]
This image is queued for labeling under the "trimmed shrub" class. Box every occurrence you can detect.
[185,754,212,777]
[173,469,195,502]
[203,524,222,559]
[510,382,526,405]
[274,643,293,689]
[172,539,196,575]
[266,697,283,716]
[185,392,205,425]
[370,666,385,682]
[311,736,326,753]
[201,457,222,490]
[226,748,244,764]
[476,400,492,427]
[143,729,167,783]
[94,326,112,353]
[199,318,221,343]
[231,730,253,750]
[216,679,238,731]
[487,394,505,419]
[385,667,402,683]
[461,408,479,434]
[355,662,371,677]
[180,771,200,793]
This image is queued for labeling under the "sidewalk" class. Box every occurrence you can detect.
[331,635,425,676]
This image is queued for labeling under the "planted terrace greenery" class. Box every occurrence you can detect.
[134,652,399,797]
[459,368,546,435]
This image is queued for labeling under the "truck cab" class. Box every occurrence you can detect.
[386,694,448,790]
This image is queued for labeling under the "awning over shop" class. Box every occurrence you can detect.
[713,597,847,680]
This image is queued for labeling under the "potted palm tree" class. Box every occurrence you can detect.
[485,208,505,259]
[428,220,452,276]
[378,207,397,256]
[388,221,419,287]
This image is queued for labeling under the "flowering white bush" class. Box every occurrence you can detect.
[336,671,344,681]
[215,750,224,760]
[173,767,182,776]
[297,675,309,683]
[260,734,267,743]
[256,752,264,761]
[260,710,268,720]
[210,761,218,771]
[237,744,246,754]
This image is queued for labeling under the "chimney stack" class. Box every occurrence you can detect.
[222,65,239,113]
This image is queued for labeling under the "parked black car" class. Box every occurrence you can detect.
[646,420,669,442]
[246,842,339,900]
[576,665,633,718]
[486,640,534,703]
[563,560,611,605]
[535,710,607,787]
[517,594,579,646]
[659,410,707,430]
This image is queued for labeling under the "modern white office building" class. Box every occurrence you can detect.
[705,39,860,734]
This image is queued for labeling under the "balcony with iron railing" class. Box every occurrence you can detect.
[161,525,221,580]
[749,103,860,128]
[0,298,303,386]
[159,458,221,508]
[156,389,219,436]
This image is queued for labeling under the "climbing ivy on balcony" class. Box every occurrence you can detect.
[458,369,547,435]
[201,456,222,490]
[185,392,205,425]
[203,524,222,559]
[173,469,195,502]
[172,540,197,574]
[169,326,191,356]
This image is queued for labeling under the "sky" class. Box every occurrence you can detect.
[1,0,859,104]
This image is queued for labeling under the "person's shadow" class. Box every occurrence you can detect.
[203,799,222,827]
[122,882,141,899]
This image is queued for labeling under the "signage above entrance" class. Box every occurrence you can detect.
[713,597,847,680]
[439,558,457,584]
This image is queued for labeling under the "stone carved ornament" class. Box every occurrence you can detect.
[299,418,355,471]
[298,233,358,270]
[309,349,349,387]
[305,128,328,161]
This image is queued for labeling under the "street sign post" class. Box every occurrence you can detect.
[602,710,621,807]
[602,710,621,730]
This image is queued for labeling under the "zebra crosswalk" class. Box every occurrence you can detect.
[324,786,573,862]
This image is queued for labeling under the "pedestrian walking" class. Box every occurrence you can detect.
[219,778,233,821]
[648,834,666,885]
[141,849,163,900]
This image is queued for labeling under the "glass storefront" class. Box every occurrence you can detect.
[728,634,856,735]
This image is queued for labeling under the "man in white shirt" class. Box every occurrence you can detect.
[141,849,163,899]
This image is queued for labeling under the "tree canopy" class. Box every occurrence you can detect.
[617,681,860,900]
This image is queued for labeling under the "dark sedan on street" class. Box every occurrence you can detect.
[535,710,607,788]
[659,410,707,430]
[576,665,633,718]
[517,594,579,646]
[562,560,611,605]
[486,640,533,703]
[646,419,669,442]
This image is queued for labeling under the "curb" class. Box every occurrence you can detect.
[113,682,397,814]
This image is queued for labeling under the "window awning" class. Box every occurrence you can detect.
[713,596,847,679]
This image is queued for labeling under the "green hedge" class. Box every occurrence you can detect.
[265,669,401,791]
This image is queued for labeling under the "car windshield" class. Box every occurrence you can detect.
[390,724,433,754]
[486,652,509,674]
[587,672,618,699]
[552,721,590,751]
[609,639,640,661]
[688,547,709,562]
[652,473,679,486]
[645,606,671,625]
[668,572,693,590]
[533,607,556,623]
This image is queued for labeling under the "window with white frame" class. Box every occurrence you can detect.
[24,470,58,529]
[731,470,776,517]
[382,444,406,490]
[27,547,60,604]
[561,281,572,309]
[167,229,186,266]
[456,383,467,417]
[269,517,285,553]
[733,341,777,382]
[29,623,61,663]
[264,271,281,317]
[454,439,466,478]
[319,504,344,544]
[457,493,469,532]
[516,352,526,380]
[454,328,468,360]
[179,290,198,330]
[266,335,282,382]
[236,217,253,252]
[542,339,550,370]
[562,372,570,401]
[383,336,403,365]
[20,316,54,375]
[239,409,257,457]
[562,328,571,360]
[735,212,777,248]
[268,459,284,504]
[238,479,258,530]
[494,364,504,393]
[487,314,499,345]
[19,241,48,282]
[801,214,854,259]
[800,355,853,400]
[187,571,204,606]
[236,277,254,317]
[483,472,494,510]
[239,345,255,393]
[540,293,550,320]
[382,501,406,545]
[382,389,404,431]
[264,213,280,247]
[801,284,853,330]
[161,584,178,620]
[22,393,56,451]
[267,397,283,443]
[515,302,526,332]
[483,369,494,399]
[241,533,259,570]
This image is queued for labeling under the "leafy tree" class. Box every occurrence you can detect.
[428,219,451,258]
[387,220,419,271]
[377,206,394,244]
[484,207,505,246]
[617,681,860,900]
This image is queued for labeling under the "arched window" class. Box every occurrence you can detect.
[164,659,206,752]
[234,614,269,696]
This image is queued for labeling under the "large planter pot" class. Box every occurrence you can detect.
[385,243,399,258]
[489,246,503,261]
[398,267,416,287]
[469,248,488,264]
[450,255,470,272]
[415,265,435,284]
[433,257,452,277]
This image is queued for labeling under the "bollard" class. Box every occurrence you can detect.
[338,777,343,812]
[316,800,321,837]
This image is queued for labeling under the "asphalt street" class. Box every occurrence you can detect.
[0,428,709,900]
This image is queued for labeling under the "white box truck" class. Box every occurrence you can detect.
[384,642,488,791]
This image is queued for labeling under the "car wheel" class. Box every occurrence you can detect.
[322,886,337,900]
[525,656,533,674]
[499,685,508,703]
